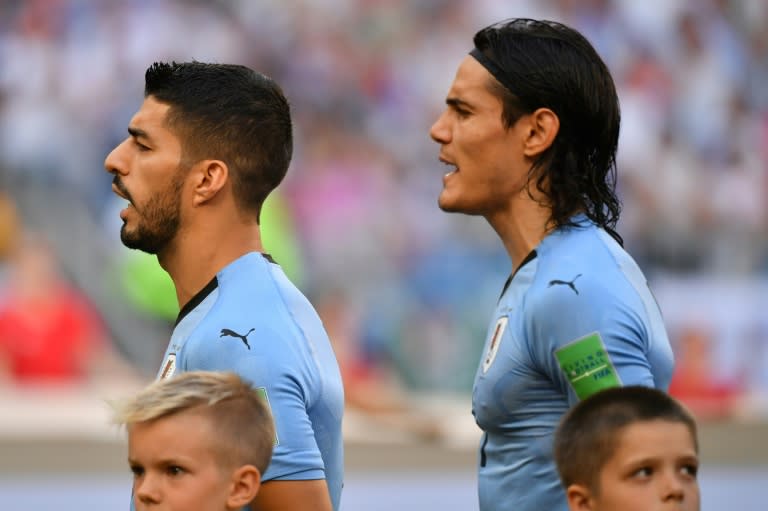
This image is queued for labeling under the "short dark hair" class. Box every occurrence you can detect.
[144,61,293,221]
[473,19,622,242]
[554,386,698,492]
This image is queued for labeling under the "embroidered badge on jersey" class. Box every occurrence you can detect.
[255,386,280,446]
[159,353,177,380]
[482,316,508,373]
[554,332,622,399]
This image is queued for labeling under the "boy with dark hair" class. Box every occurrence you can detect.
[554,386,700,511]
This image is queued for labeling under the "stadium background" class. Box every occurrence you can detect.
[0,0,766,509]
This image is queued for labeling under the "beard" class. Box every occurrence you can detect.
[119,168,185,255]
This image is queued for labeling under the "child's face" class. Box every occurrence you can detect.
[579,419,700,511]
[128,410,238,511]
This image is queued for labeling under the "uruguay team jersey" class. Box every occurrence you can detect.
[473,216,673,511]
[157,252,344,510]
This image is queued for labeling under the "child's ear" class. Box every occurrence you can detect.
[565,483,595,511]
[226,465,261,509]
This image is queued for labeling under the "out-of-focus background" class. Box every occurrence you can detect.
[0,0,766,509]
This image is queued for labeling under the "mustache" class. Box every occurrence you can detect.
[112,176,133,204]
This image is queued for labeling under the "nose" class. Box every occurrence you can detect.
[134,474,161,506]
[429,110,450,144]
[660,472,686,503]
[104,139,129,176]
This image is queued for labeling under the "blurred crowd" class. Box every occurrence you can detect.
[0,0,766,421]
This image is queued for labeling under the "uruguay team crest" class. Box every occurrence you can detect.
[482,316,508,373]
[160,353,177,379]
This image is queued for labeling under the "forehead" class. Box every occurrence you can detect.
[611,420,697,460]
[129,96,174,136]
[446,55,500,104]
[128,410,217,457]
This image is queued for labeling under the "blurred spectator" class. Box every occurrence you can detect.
[0,188,20,270]
[316,288,444,441]
[0,232,134,385]
[669,324,745,420]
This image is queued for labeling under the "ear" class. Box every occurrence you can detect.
[191,159,228,207]
[522,107,559,158]
[565,483,595,511]
[226,465,261,509]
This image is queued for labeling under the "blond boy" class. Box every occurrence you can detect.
[114,371,275,511]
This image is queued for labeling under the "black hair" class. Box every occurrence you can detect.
[144,61,293,221]
[473,19,622,243]
[554,386,698,491]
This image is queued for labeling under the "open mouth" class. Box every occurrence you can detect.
[439,157,458,180]
[439,157,458,176]
[111,180,134,219]
[112,178,133,203]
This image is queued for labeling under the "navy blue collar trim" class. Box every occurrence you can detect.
[173,254,276,327]
[175,276,219,327]
[498,249,538,301]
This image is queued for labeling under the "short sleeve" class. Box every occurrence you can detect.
[526,275,655,405]
[222,346,326,482]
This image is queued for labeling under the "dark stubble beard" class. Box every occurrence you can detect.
[120,167,186,255]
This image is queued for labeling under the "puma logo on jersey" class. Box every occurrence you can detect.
[220,328,255,350]
[548,274,583,295]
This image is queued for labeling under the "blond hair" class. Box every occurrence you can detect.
[114,371,275,473]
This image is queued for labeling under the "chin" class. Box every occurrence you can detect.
[438,192,458,212]
[438,194,470,214]
[120,228,162,254]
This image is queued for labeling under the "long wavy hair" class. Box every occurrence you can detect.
[473,19,623,244]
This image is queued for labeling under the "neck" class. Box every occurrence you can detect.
[158,219,263,310]
[486,190,552,275]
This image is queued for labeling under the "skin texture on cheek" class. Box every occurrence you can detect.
[431,57,529,218]
[588,422,700,511]
[121,166,186,254]
[129,413,239,511]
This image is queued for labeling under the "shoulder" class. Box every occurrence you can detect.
[524,229,645,333]
[212,254,296,322]
[217,252,306,309]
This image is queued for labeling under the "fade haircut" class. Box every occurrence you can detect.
[144,61,293,222]
[554,386,698,492]
[472,19,622,243]
[114,371,275,474]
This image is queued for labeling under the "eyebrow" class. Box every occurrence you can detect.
[446,97,472,109]
[128,126,152,142]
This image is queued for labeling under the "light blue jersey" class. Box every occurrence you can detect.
[157,252,344,510]
[473,216,673,511]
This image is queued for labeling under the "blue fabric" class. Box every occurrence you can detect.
[473,218,673,511]
[157,252,344,510]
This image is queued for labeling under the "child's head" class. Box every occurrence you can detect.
[113,371,275,511]
[554,386,700,511]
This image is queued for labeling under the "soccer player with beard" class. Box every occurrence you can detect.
[429,19,674,511]
[105,62,344,511]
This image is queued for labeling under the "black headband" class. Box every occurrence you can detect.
[469,48,517,97]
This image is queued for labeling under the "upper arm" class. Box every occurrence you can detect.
[250,479,332,511]
[225,351,327,482]
[529,277,654,404]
